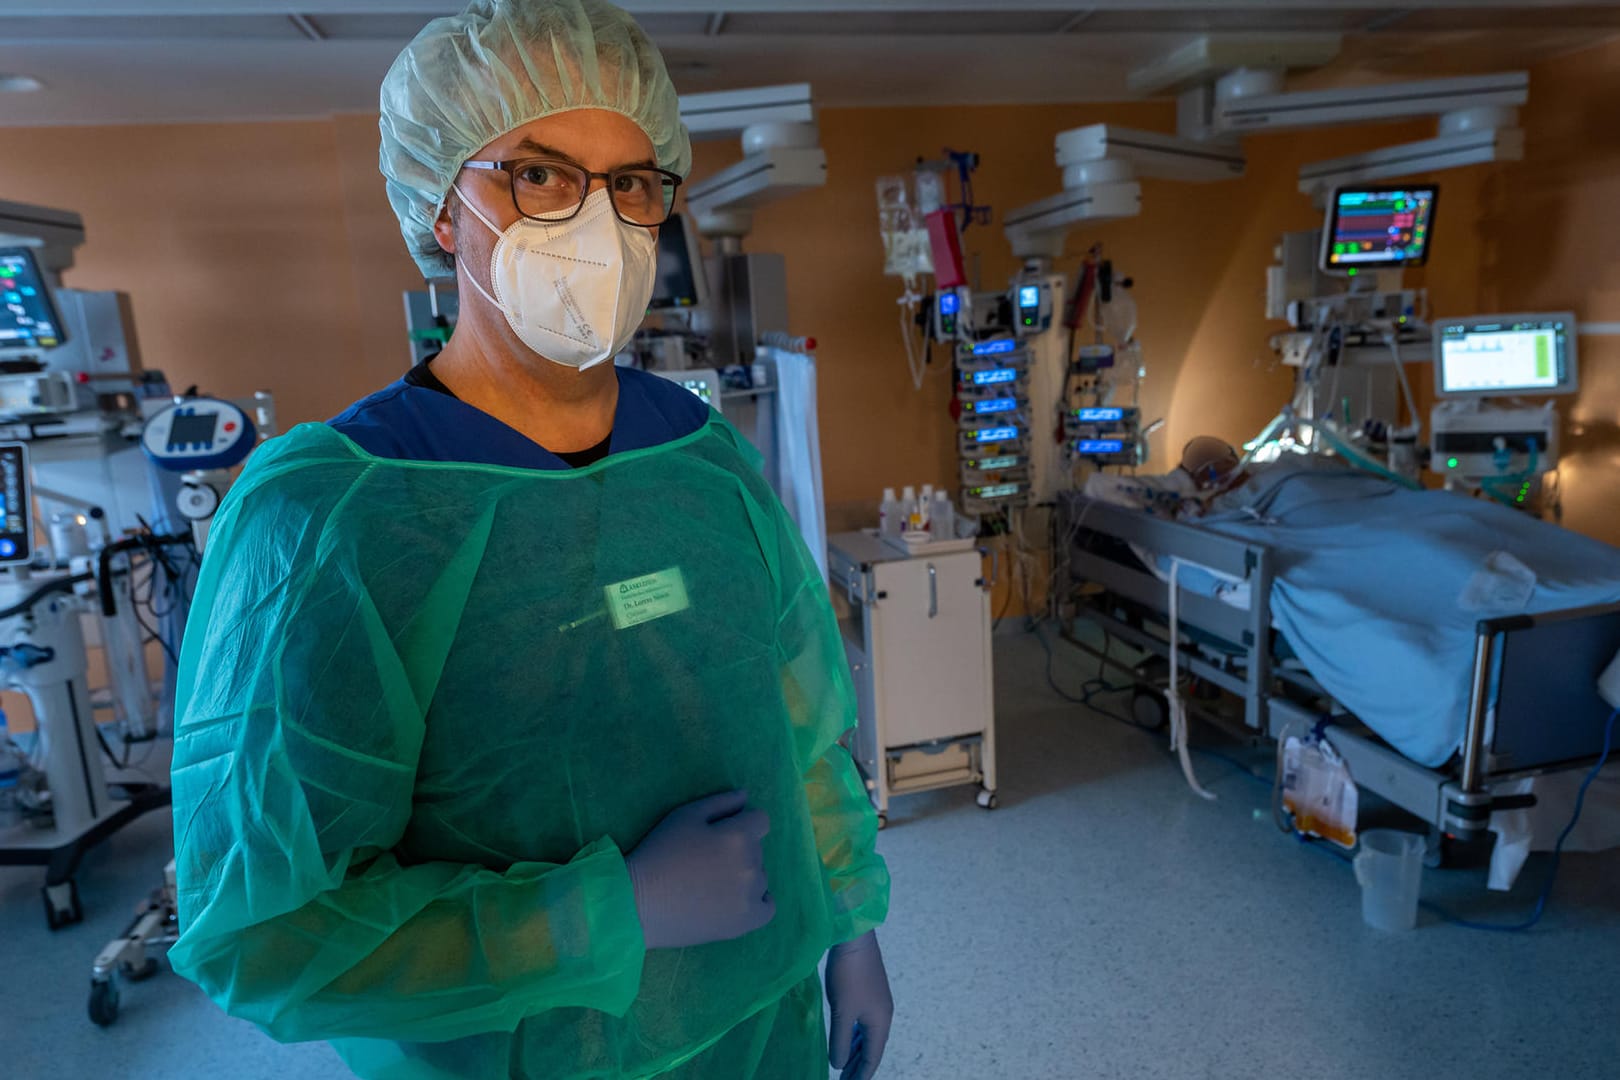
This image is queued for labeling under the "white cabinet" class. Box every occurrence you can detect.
[828,531,998,825]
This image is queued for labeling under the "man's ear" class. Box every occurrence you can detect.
[433,195,458,258]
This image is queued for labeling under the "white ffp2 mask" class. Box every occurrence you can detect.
[453,187,657,370]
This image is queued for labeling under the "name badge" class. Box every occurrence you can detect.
[605,567,690,630]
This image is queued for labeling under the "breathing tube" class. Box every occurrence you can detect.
[1298,415,1425,490]
[1240,407,1423,490]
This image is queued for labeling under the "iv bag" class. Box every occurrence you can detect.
[912,167,946,215]
[1097,288,1138,345]
[875,176,933,278]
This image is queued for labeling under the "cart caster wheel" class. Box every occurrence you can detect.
[121,957,160,983]
[44,880,83,931]
[876,813,888,831]
[976,789,998,811]
[88,978,119,1027]
[1132,689,1170,731]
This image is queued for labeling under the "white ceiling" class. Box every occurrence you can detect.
[1,1,1617,126]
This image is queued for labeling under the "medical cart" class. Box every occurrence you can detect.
[828,531,997,827]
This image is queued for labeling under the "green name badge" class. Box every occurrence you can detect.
[605,567,691,631]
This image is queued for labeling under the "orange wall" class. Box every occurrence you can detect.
[1467,38,1620,542]
[1,39,1615,549]
[697,106,1441,530]
[0,117,418,428]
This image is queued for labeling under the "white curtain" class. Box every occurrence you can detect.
[768,348,828,581]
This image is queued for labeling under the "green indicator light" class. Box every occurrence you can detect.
[1447,457,1459,469]
[1347,268,1358,277]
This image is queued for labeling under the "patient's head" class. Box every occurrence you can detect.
[1180,437,1241,490]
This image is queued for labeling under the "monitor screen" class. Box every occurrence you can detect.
[167,411,220,450]
[1321,185,1437,272]
[1435,314,1578,397]
[969,367,1018,387]
[964,454,1023,471]
[968,397,1018,415]
[0,442,31,564]
[1018,286,1039,308]
[649,213,706,310]
[970,482,1023,500]
[0,248,65,351]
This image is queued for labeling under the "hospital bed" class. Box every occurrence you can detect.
[1054,472,1620,846]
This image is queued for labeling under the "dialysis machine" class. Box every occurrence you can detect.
[1430,314,1576,509]
[83,393,263,1028]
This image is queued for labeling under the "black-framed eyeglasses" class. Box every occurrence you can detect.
[461,157,682,228]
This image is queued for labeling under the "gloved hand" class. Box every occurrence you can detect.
[825,931,893,1080]
[625,789,775,950]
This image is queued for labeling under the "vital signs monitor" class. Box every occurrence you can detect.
[1320,185,1438,272]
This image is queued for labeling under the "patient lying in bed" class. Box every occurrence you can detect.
[1075,439,1620,887]
[1087,441,1620,762]
[1082,436,1247,518]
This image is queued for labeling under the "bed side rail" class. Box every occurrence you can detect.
[1445,601,1620,834]
[1058,493,1275,732]
[1060,495,1261,580]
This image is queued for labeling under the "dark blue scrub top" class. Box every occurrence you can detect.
[328,362,709,469]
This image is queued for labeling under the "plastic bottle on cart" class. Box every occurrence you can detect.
[919,485,935,533]
[0,710,20,827]
[930,489,955,540]
[901,486,919,531]
[879,488,901,539]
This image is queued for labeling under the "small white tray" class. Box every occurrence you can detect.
[878,533,979,557]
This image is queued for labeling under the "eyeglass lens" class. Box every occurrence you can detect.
[510,159,674,226]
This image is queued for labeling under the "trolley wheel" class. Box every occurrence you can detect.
[121,957,160,983]
[88,979,120,1027]
[976,788,998,811]
[1132,689,1170,731]
[875,813,888,831]
[44,880,84,931]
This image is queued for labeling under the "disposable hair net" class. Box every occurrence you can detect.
[380,0,693,277]
[167,416,888,1079]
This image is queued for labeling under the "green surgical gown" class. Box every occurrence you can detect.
[167,416,889,1079]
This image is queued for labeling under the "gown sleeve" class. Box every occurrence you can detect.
[772,507,891,945]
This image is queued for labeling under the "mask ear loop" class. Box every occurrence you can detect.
[449,183,506,311]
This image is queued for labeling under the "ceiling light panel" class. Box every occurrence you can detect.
[718,10,1080,36]
[0,14,306,40]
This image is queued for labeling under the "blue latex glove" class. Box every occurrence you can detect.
[625,790,775,950]
[826,931,893,1080]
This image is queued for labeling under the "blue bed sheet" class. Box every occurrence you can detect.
[1191,464,1620,767]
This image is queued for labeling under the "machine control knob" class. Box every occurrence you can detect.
[177,483,221,522]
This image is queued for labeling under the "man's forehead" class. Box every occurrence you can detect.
[476,110,655,164]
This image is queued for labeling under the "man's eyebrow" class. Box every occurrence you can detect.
[512,138,661,172]
[513,138,579,163]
